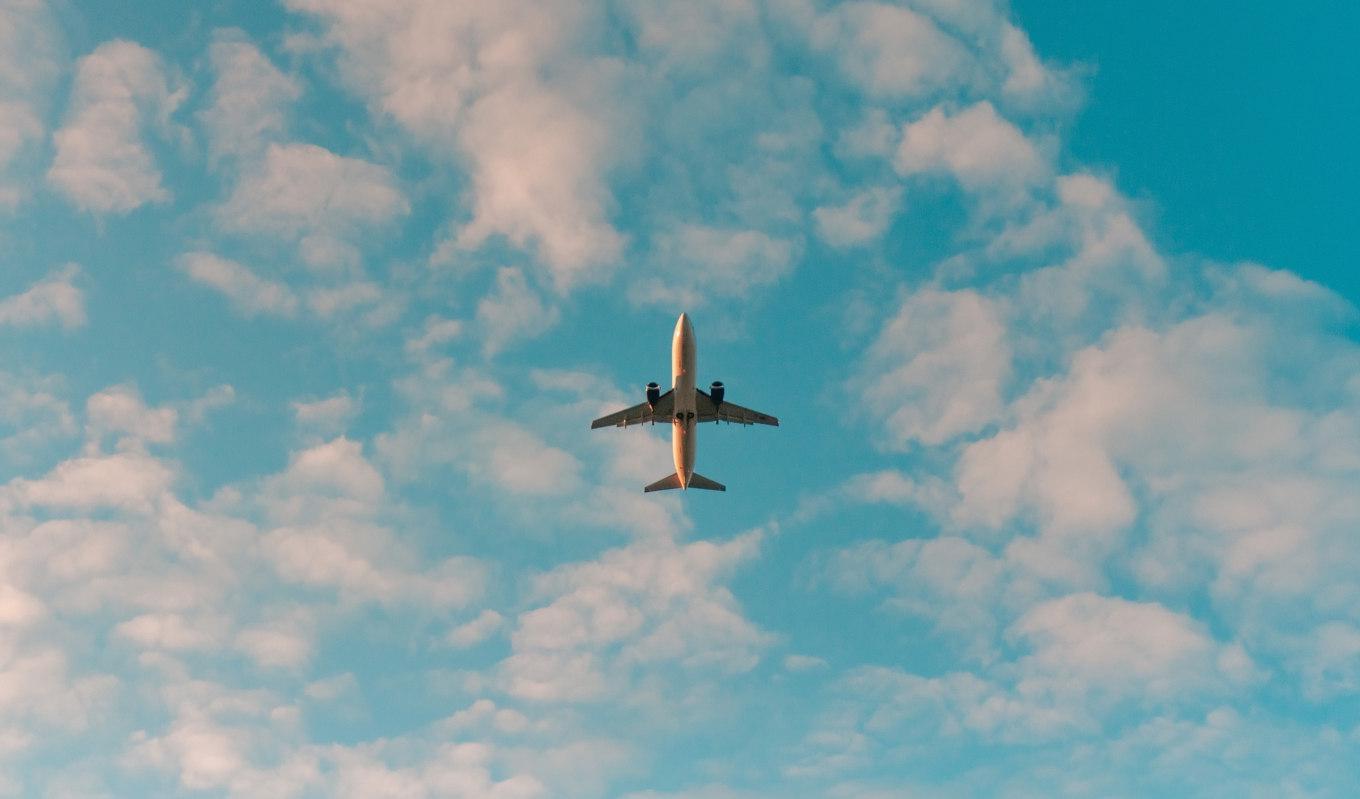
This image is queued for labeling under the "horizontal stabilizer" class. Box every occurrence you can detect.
[644,473,683,493]
[642,472,727,492]
[687,472,725,491]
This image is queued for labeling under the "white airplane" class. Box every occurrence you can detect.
[591,312,779,492]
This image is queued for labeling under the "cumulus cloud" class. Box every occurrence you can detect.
[47,39,183,214]
[808,1,973,100]
[291,391,359,434]
[217,142,407,271]
[199,30,301,165]
[288,0,628,287]
[895,101,1046,196]
[812,187,901,248]
[476,267,560,356]
[85,384,178,448]
[502,533,771,703]
[858,288,1010,448]
[177,251,299,317]
[0,264,85,329]
[632,225,798,309]
[0,0,62,209]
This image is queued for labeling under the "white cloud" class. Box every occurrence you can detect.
[859,288,1010,448]
[288,0,628,288]
[199,30,301,165]
[895,102,1046,195]
[1009,592,1255,699]
[3,451,173,514]
[217,142,407,270]
[633,225,797,309]
[234,612,314,669]
[0,264,85,329]
[0,0,62,209]
[808,2,973,100]
[454,76,627,286]
[0,373,77,465]
[115,612,222,652]
[85,384,178,448]
[405,315,464,357]
[446,609,504,648]
[291,391,359,434]
[47,39,183,214]
[502,533,771,702]
[476,267,560,356]
[812,187,900,248]
[177,251,299,317]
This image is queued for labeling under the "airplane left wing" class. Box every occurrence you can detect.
[591,390,674,429]
[695,389,779,426]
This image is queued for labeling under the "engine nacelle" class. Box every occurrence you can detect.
[645,382,661,408]
[710,380,725,405]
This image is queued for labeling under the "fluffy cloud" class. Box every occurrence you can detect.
[178,251,300,317]
[633,225,798,309]
[199,30,301,165]
[47,39,183,214]
[0,0,62,208]
[288,0,628,287]
[477,267,560,356]
[0,264,84,329]
[808,1,973,100]
[812,187,901,248]
[502,533,771,703]
[216,142,406,271]
[84,384,178,448]
[858,288,1010,448]
[895,101,1046,195]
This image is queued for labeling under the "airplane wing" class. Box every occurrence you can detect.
[590,390,675,429]
[695,389,779,426]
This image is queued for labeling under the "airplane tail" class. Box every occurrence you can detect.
[688,472,726,491]
[643,472,726,493]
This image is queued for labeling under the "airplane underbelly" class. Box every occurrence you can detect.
[672,418,695,480]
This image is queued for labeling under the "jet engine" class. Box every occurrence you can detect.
[710,381,725,405]
[646,382,661,408]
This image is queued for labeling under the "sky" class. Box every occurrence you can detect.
[1,1,1358,797]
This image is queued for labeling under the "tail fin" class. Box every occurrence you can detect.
[687,472,726,491]
[642,472,727,492]
[644,473,683,492]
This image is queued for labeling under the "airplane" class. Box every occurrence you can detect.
[590,312,778,492]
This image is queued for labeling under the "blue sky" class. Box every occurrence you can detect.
[1,1,1358,797]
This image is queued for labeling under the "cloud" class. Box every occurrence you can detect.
[812,187,901,248]
[291,391,359,434]
[3,451,173,514]
[177,251,299,317]
[0,0,62,209]
[199,30,301,165]
[858,288,1010,448]
[632,225,798,309]
[47,39,183,214]
[808,1,973,100]
[1010,592,1256,699]
[501,533,771,702]
[446,610,505,648]
[0,264,85,328]
[895,101,1046,195]
[288,0,628,288]
[84,384,178,448]
[0,372,77,466]
[453,76,627,286]
[476,267,560,356]
[217,142,407,271]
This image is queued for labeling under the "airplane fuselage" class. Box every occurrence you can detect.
[671,312,697,488]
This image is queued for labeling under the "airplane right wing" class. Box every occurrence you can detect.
[590,390,675,429]
[695,389,779,426]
